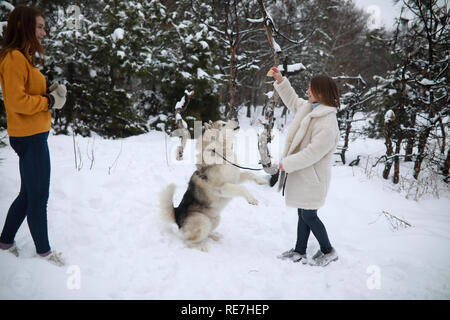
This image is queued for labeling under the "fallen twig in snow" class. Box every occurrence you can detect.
[369,210,412,231]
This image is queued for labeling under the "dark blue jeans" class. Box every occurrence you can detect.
[295,208,332,255]
[0,131,51,254]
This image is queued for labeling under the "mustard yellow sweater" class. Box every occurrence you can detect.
[0,50,50,137]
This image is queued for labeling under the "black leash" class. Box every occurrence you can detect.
[211,149,286,194]
[282,173,288,196]
[211,149,263,171]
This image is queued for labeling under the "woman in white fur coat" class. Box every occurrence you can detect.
[271,67,340,267]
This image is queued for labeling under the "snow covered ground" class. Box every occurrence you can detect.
[0,111,449,300]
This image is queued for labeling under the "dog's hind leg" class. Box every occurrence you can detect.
[239,171,268,185]
[182,213,212,252]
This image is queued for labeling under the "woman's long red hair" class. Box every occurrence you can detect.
[0,5,45,66]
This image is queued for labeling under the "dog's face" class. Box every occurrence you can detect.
[198,120,240,165]
[203,120,239,150]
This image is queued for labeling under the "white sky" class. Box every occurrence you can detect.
[353,0,404,30]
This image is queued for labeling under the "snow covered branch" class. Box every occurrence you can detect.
[171,90,194,161]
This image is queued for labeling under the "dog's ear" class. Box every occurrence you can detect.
[204,122,212,130]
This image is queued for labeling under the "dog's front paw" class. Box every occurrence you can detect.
[247,196,259,206]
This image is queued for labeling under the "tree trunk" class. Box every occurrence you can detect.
[413,2,436,179]
[393,138,402,184]
[404,106,416,162]
[256,0,281,175]
[439,118,446,155]
[442,148,450,178]
[224,1,239,121]
[404,133,415,161]
[413,127,431,179]
[246,89,252,118]
[227,44,238,120]
[340,110,352,165]
[383,120,394,179]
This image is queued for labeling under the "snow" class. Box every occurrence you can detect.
[180,71,191,79]
[247,17,264,23]
[384,110,395,122]
[197,68,209,79]
[277,62,305,74]
[116,50,125,59]
[54,66,64,75]
[287,63,306,73]
[0,1,14,11]
[0,111,449,299]
[272,39,282,53]
[199,41,209,49]
[111,28,125,42]
[175,96,185,110]
[419,78,435,86]
[0,21,7,37]
[265,91,274,99]
[388,89,396,95]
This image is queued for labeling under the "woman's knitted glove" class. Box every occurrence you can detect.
[46,84,67,110]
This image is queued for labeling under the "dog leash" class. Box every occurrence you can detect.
[211,148,286,194]
[211,149,263,171]
[282,173,288,196]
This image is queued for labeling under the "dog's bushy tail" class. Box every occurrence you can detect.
[159,184,176,224]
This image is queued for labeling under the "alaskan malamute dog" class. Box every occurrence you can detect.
[159,120,267,251]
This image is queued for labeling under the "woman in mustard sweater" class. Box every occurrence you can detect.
[0,5,67,266]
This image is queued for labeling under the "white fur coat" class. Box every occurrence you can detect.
[274,77,339,209]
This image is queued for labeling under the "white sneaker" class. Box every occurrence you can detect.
[312,248,338,267]
[311,249,324,261]
[277,248,307,264]
[40,251,66,267]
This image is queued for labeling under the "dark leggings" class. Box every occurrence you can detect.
[0,131,51,254]
[295,208,332,255]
